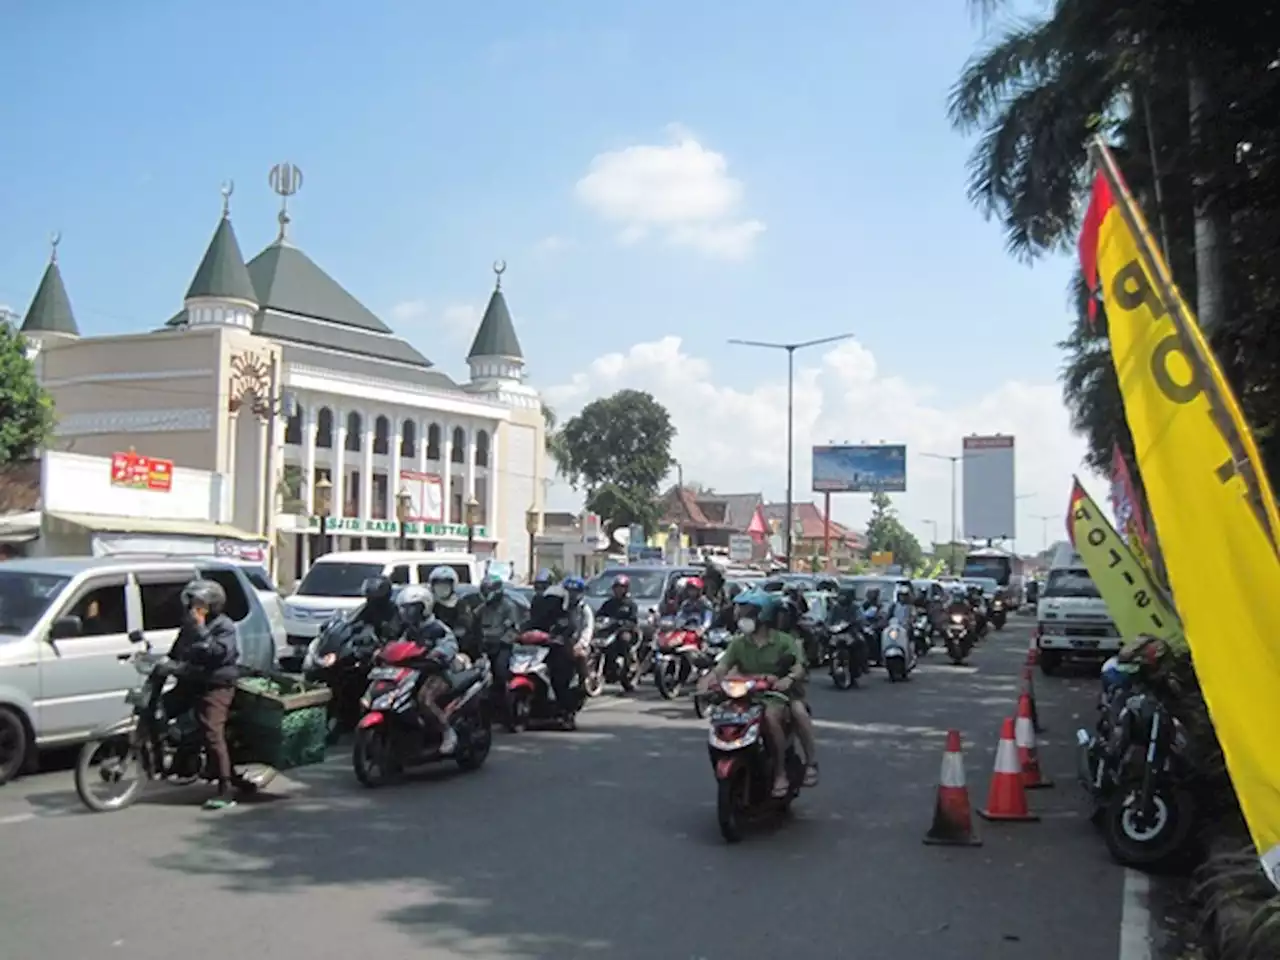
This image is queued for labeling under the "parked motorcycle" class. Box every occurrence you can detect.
[74,633,288,812]
[942,612,975,665]
[653,617,704,699]
[304,615,384,742]
[585,616,641,696]
[882,620,915,681]
[692,627,734,718]
[826,620,867,690]
[505,630,586,731]
[705,654,804,843]
[352,638,492,787]
[1076,638,1197,868]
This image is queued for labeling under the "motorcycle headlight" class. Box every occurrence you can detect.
[319,652,337,668]
[950,614,964,623]
[722,678,751,699]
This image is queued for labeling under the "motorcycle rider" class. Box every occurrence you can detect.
[597,574,640,625]
[394,585,462,755]
[163,579,244,810]
[714,589,818,797]
[524,581,579,717]
[861,586,885,627]
[563,576,594,688]
[532,568,553,597]
[890,585,915,627]
[702,564,728,616]
[475,573,522,708]
[352,575,403,641]
[428,566,478,657]
[675,576,714,634]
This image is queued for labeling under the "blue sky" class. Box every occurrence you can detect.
[0,0,1092,549]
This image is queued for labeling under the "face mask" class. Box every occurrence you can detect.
[431,583,453,600]
[738,618,756,635]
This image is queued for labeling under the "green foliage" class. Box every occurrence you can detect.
[864,491,924,570]
[0,325,55,464]
[550,390,675,536]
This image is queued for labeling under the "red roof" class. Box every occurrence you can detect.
[763,502,866,548]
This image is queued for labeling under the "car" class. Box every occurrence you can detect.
[0,556,276,784]
[584,565,702,626]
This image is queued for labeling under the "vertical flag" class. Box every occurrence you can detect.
[1080,139,1280,886]
[1109,444,1157,583]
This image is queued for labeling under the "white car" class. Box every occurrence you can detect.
[196,558,289,661]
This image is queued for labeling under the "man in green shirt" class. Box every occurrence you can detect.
[715,589,819,797]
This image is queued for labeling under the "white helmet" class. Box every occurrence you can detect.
[396,585,433,625]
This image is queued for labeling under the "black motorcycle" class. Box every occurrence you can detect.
[989,597,1008,631]
[826,619,868,689]
[910,611,933,656]
[305,615,385,742]
[796,616,827,668]
[941,612,975,665]
[860,615,884,666]
[586,616,642,695]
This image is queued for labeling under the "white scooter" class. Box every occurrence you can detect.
[881,615,917,682]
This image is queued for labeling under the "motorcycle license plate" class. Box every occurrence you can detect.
[712,704,761,724]
[511,653,540,669]
[368,666,403,680]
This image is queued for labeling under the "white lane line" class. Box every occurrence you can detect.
[1119,868,1152,960]
[0,812,37,825]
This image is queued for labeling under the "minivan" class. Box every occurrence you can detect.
[281,551,479,668]
[0,556,276,784]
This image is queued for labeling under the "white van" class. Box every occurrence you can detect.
[280,550,479,668]
[1034,543,1120,675]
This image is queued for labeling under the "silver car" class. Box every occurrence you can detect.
[0,556,276,784]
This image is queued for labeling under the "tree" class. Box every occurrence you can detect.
[550,389,676,535]
[0,325,55,464]
[864,490,924,571]
[540,402,558,455]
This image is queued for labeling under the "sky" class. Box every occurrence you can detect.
[0,0,1099,554]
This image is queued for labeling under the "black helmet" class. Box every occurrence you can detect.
[762,578,785,593]
[726,582,743,602]
[181,578,226,616]
[362,576,393,604]
[815,577,838,593]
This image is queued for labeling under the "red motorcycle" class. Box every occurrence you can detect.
[352,638,493,787]
[652,617,704,700]
[505,630,585,731]
[705,657,804,843]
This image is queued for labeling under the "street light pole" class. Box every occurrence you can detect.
[921,451,961,572]
[728,334,853,571]
[922,518,938,548]
[1033,513,1057,552]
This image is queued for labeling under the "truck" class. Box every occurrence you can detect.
[1033,543,1121,675]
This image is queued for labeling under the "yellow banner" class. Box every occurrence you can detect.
[1066,479,1184,652]
[1081,144,1280,883]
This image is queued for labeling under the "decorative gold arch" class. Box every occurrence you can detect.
[228,351,272,418]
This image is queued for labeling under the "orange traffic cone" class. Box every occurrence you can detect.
[977,717,1040,822]
[923,730,983,847]
[1021,665,1044,733]
[1015,695,1054,789]
[1025,642,1039,667]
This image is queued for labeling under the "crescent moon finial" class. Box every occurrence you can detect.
[220,179,234,216]
[49,231,61,263]
[493,259,506,290]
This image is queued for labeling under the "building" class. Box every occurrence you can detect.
[16,177,548,584]
[658,487,770,560]
[762,501,867,566]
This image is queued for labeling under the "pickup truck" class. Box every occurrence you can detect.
[1034,565,1121,675]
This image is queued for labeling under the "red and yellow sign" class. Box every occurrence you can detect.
[110,450,173,492]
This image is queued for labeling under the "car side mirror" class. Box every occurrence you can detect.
[128,629,146,644]
[49,615,83,641]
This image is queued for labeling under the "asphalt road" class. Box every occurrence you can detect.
[0,619,1130,960]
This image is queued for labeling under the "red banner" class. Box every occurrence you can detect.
[110,451,173,492]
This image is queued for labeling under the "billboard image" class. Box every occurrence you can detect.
[962,435,1015,540]
[812,444,907,493]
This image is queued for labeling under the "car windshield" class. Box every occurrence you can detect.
[0,572,71,635]
[851,579,894,602]
[1044,569,1101,599]
[296,562,386,598]
[586,570,667,599]
[963,577,1000,594]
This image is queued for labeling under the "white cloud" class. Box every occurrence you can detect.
[533,235,572,255]
[389,300,480,346]
[574,125,766,260]
[544,336,1099,553]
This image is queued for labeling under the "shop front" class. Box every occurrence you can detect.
[279,514,496,560]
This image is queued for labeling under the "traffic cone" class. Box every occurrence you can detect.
[1025,641,1039,666]
[1015,694,1054,789]
[923,730,983,847]
[977,717,1040,822]
[1021,665,1044,733]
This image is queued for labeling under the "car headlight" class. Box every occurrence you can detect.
[284,603,302,619]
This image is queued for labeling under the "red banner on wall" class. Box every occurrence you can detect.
[110,451,173,492]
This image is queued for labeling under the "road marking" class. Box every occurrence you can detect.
[0,813,36,825]
[1119,868,1152,960]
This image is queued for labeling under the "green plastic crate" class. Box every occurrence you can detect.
[233,674,332,770]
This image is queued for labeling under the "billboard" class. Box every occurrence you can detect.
[962,435,1015,540]
[812,444,907,493]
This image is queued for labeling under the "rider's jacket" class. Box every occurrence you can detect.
[526,586,574,639]
[475,595,523,649]
[169,613,240,687]
[597,596,639,624]
[675,596,713,630]
[354,599,404,643]
[434,597,478,656]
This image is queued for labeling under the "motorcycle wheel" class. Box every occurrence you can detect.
[619,658,637,693]
[886,658,907,682]
[584,659,605,699]
[352,726,399,788]
[946,640,966,666]
[831,657,854,690]
[75,735,147,813]
[717,775,747,843]
[693,691,709,719]
[507,691,533,733]
[456,708,493,772]
[655,658,682,700]
[1103,783,1196,868]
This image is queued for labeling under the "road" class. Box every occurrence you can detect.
[0,619,1134,960]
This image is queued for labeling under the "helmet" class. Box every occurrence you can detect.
[563,576,586,592]
[479,574,504,603]
[816,577,838,593]
[428,566,459,604]
[734,588,779,628]
[396,585,433,626]
[181,579,226,617]
[683,576,704,594]
[361,576,393,605]
[896,584,912,601]
[534,568,553,586]
[865,586,881,604]
[611,574,630,595]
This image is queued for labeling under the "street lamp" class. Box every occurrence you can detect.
[395,486,413,550]
[1033,513,1057,552]
[922,518,939,547]
[525,505,540,582]
[921,451,961,572]
[728,333,853,571]
[465,496,481,554]
[314,474,333,556]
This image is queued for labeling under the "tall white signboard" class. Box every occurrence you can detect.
[962,435,1015,541]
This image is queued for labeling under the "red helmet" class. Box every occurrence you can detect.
[684,576,704,592]
[611,574,630,593]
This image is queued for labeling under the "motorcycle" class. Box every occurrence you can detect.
[692,627,734,718]
[796,616,827,668]
[882,620,915,681]
[942,612,975,665]
[910,612,933,656]
[706,654,805,843]
[74,633,288,812]
[826,620,867,690]
[352,638,493,787]
[1076,638,1197,868]
[505,630,586,731]
[304,615,384,742]
[653,617,704,699]
[971,599,990,638]
[860,613,885,666]
[989,597,1008,631]
[585,616,642,695]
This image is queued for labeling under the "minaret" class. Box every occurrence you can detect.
[182,181,258,329]
[20,232,80,344]
[466,261,527,389]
